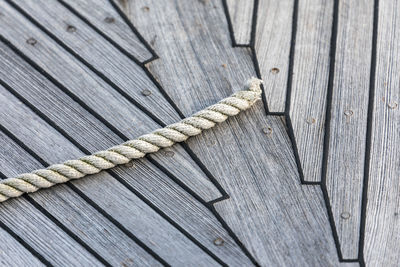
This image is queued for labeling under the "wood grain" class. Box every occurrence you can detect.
[364,0,400,265]
[225,0,254,45]
[0,129,162,267]
[119,0,344,265]
[0,39,255,265]
[0,0,222,203]
[325,0,374,259]
[255,0,294,112]
[0,227,45,267]
[0,88,221,266]
[59,0,153,62]
[288,0,333,183]
[8,0,179,125]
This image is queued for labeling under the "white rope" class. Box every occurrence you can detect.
[0,78,263,202]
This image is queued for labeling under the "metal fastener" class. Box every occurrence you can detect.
[26,38,37,46]
[213,237,224,246]
[141,89,152,96]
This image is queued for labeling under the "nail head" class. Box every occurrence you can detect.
[262,127,273,135]
[270,68,280,74]
[26,37,37,46]
[66,25,77,33]
[340,212,351,220]
[344,110,353,116]
[306,117,316,124]
[104,17,115,23]
[388,102,398,109]
[141,89,152,96]
[213,237,224,246]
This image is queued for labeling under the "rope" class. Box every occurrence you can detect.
[0,78,263,202]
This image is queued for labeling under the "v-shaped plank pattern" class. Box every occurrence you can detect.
[0,0,223,203]
[118,0,348,265]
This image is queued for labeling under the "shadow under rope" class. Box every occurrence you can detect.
[1,0,258,265]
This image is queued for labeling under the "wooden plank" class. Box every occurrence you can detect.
[0,39,254,266]
[364,0,400,265]
[325,0,374,259]
[0,139,103,267]
[8,0,179,126]
[0,0,222,203]
[288,0,333,183]
[254,0,294,112]
[0,227,45,267]
[0,197,103,265]
[225,0,254,45]
[58,0,153,62]
[0,88,219,266]
[0,125,161,266]
[120,0,344,265]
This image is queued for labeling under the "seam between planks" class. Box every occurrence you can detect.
[358,0,380,265]
[5,0,230,203]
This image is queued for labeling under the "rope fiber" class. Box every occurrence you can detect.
[0,78,263,202]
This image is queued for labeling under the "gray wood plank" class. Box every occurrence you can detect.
[119,0,344,265]
[0,125,161,266]
[288,0,333,183]
[225,0,254,45]
[0,0,222,203]
[254,0,294,112]
[0,198,103,266]
[8,0,179,125]
[0,146,103,266]
[0,228,44,267]
[59,0,153,62]
[325,0,374,259]
[364,0,400,265]
[0,37,254,266]
[0,88,219,267]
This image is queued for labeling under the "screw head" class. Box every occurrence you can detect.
[340,212,351,220]
[388,102,398,109]
[262,126,273,135]
[213,237,224,246]
[66,25,77,33]
[141,89,152,96]
[104,16,115,23]
[26,37,37,46]
[306,117,316,124]
[344,110,353,116]
[270,68,280,74]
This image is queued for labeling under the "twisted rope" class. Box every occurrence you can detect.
[0,78,263,202]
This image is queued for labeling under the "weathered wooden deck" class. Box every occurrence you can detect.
[0,0,398,266]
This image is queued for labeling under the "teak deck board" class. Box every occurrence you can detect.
[0,0,398,266]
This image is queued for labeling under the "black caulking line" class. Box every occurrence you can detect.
[108,0,159,61]
[320,0,361,262]
[7,0,227,201]
[1,73,225,264]
[0,36,218,210]
[0,177,53,266]
[57,0,144,66]
[280,0,320,186]
[221,0,238,47]
[0,126,112,267]
[4,0,166,128]
[0,82,169,266]
[1,11,233,264]
[358,0,379,265]
[222,0,362,264]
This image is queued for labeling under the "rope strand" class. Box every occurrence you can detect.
[0,78,263,202]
